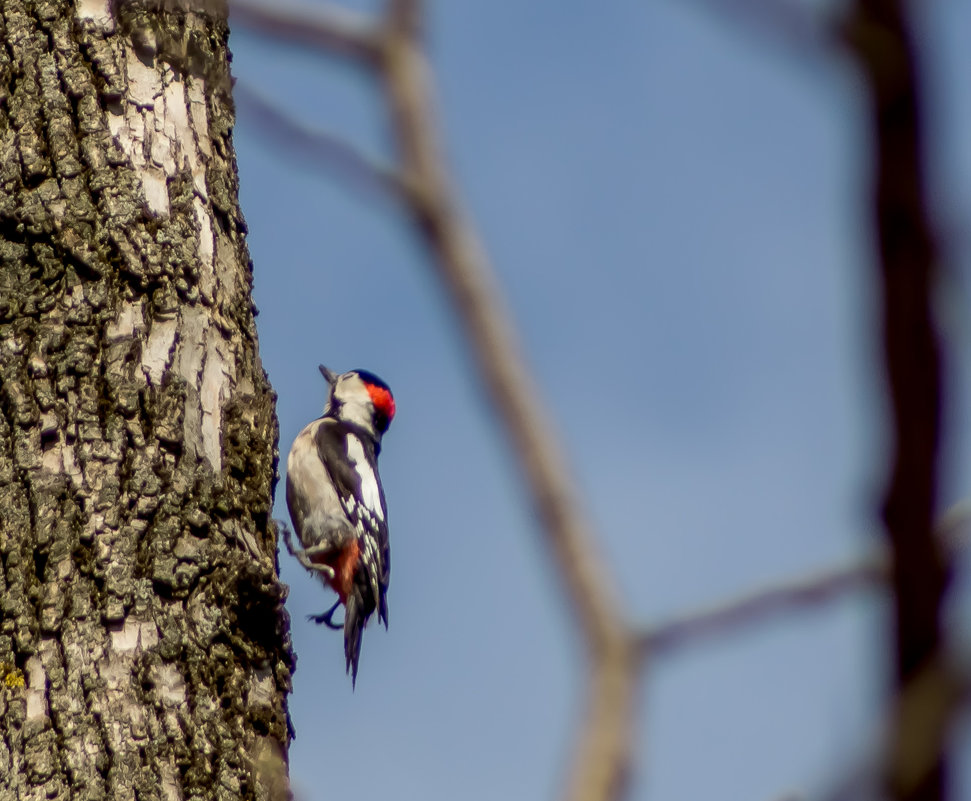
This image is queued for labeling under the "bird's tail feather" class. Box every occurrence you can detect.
[343,592,367,688]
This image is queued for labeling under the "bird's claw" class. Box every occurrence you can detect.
[278,521,336,579]
[308,599,344,630]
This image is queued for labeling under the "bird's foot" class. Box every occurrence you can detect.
[308,599,344,630]
[279,522,336,580]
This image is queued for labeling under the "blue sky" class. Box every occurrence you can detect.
[230,2,971,799]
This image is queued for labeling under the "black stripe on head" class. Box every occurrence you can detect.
[352,369,391,393]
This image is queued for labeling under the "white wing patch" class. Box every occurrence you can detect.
[345,434,385,522]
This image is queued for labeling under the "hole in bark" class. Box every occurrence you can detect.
[151,579,176,600]
[40,428,58,450]
[23,172,47,190]
[232,577,285,659]
[34,549,49,582]
[135,48,156,69]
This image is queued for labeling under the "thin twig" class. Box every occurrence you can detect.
[233,80,405,202]
[641,504,969,656]
[641,556,885,655]
[229,0,381,65]
[679,0,832,55]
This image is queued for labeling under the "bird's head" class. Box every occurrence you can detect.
[320,365,396,438]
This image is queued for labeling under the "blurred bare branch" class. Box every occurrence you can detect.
[641,556,884,655]
[231,3,638,800]
[230,0,380,64]
[641,504,969,656]
[885,658,962,800]
[233,80,405,202]
[379,5,639,800]
[819,656,971,801]
[681,0,833,55]
[231,3,963,801]
[844,1,950,799]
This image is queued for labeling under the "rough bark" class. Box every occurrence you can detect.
[0,2,291,801]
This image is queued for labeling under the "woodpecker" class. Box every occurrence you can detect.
[284,365,396,686]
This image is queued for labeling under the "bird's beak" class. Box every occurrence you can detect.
[318,364,337,385]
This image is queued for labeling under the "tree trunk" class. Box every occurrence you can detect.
[0,2,290,800]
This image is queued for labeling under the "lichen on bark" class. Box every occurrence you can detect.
[0,2,291,800]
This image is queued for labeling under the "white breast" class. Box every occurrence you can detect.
[288,421,331,503]
[287,420,348,546]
